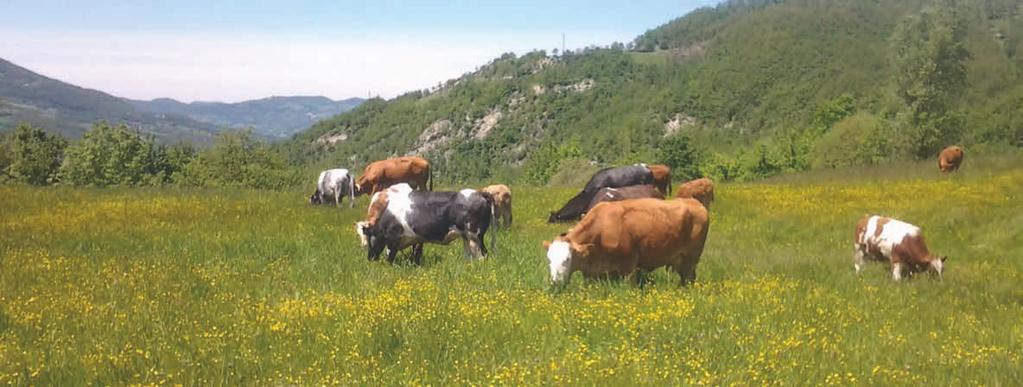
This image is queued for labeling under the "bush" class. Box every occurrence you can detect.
[1,124,67,185]
[58,122,170,186]
[811,113,891,168]
[657,134,704,181]
[178,130,301,190]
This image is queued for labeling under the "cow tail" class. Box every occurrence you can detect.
[482,191,497,255]
[428,164,434,191]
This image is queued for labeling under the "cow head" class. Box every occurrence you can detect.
[543,238,590,285]
[360,222,386,261]
[547,211,566,223]
[309,190,322,205]
[929,256,948,278]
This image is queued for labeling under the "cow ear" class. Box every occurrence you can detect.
[571,242,593,257]
[542,240,551,250]
[941,256,948,263]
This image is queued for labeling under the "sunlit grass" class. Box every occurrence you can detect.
[1,163,1021,384]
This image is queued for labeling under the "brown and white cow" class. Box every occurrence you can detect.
[543,198,710,287]
[355,183,413,247]
[675,178,715,209]
[854,215,946,280]
[355,156,432,196]
[586,184,664,214]
[480,184,512,228]
[938,146,964,173]
[647,164,672,196]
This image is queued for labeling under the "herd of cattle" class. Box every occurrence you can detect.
[311,145,964,286]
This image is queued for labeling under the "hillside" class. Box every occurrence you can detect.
[0,58,220,143]
[0,57,364,143]
[288,0,1023,183]
[128,96,364,139]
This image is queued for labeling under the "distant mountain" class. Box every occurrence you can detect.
[0,57,363,143]
[0,57,226,143]
[128,96,364,139]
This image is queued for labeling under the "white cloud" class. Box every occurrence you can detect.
[0,30,626,102]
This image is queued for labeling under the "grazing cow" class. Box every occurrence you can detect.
[355,156,432,196]
[675,178,715,209]
[543,198,710,287]
[586,185,664,214]
[309,169,356,208]
[854,215,946,280]
[358,184,496,264]
[548,164,661,223]
[938,146,964,173]
[480,184,513,228]
[355,183,414,247]
[646,164,672,196]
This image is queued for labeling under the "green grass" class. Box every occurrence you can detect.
[1,162,1021,384]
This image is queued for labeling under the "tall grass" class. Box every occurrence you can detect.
[1,162,1020,384]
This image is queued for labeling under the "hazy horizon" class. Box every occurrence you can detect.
[0,1,719,103]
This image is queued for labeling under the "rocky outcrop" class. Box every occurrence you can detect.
[664,113,696,137]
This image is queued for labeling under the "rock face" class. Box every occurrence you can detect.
[473,109,502,139]
[410,119,455,155]
[664,113,697,137]
[316,131,349,145]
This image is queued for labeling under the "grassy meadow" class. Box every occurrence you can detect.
[1,157,1021,385]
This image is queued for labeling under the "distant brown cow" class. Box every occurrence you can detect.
[647,164,672,196]
[355,156,432,196]
[543,198,710,287]
[854,215,946,280]
[586,184,664,214]
[938,146,964,173]
[480,184,512,228]
[675,178,715,209]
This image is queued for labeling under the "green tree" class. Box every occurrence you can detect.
[58,122,170,186]
[179,130,300,189]
[1,124,67,185]
[657,134,703,181]
[890,0,970,158]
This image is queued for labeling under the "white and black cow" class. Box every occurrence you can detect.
[310,168,356,208]
[358,183,496,264]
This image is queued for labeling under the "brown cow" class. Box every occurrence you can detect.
[647,164,672,196]
[543,198,710,287]
[480,184,512,228]
[938,146,964,173]
[586,184,664,214]
[854,215,946,280]
[355,156,432,196]
[675,178,715,209]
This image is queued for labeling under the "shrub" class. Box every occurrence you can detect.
[178,130,301,190]
[58,122,170,186]
[1,124,67,185]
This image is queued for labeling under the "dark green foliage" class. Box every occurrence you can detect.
[657,134,703,181]
[522,141,583,185]
[890,0,971,158]
[0,123,66,185]
[58,122,172,186]
[178,130,301,190]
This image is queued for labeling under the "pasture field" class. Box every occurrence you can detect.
[1,158,1021,385]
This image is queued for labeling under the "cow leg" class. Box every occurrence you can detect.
[412,243,424,265]
[335,190,342,208]
[504,210,513,228]
[630,270,650,288]
[386,244,399,264]
[891,262,903,281]
[676,261,698,287]
[853,244,866,274]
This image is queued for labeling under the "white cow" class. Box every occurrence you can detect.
[310,169,355,208]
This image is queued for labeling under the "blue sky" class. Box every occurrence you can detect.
[1,1,720,102]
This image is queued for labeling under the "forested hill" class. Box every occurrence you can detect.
[286,0,1023,184]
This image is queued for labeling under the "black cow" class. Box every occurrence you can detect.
[358,185,496,264]
[548,165,654,223]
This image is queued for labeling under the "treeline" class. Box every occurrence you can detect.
[0,122,301,189]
